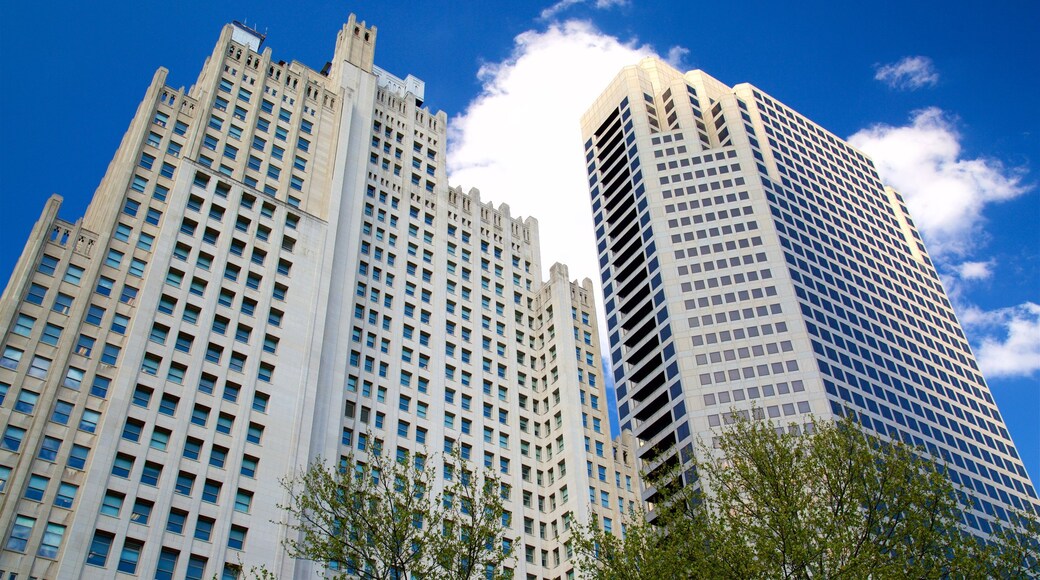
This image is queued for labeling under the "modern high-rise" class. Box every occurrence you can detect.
[0,17,639,579]
[581,58,1038,531]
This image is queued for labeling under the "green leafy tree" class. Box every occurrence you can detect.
[574,415,1039,579]
[279,448,513,579]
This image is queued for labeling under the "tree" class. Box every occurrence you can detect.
[573,415,1039,579]
[279,448,513,579]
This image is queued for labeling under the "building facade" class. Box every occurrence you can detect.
[581,58,1037,531]
[0,17,638,579]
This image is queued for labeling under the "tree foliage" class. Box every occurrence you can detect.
[573,416,1039,579]
[280,449,513,579]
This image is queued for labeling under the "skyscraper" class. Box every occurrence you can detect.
[581,58,1037,531]
[0,17,638,579]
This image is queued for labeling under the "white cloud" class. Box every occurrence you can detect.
[874,56,939,90]
[665,45,690,69]
[848,108,1029,258]
[540,0,629,20]
[956,260,995,281]
[449,20,675,290]
[960,303,1040,378]
[446,18,1038,385]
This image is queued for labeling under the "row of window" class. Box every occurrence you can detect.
[87,529,244,576]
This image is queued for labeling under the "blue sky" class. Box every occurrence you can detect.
[1,1,1037,480]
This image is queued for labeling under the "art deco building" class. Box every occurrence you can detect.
[581,58,1037,531]
[0,17,639,579]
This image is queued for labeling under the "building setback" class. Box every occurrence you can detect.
[0,17,639,579]
[581,58,1037,532]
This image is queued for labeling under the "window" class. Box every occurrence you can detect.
[166,508,188,533]
[123,418,145,442]
[141,353,161,375]
[50,482,77,510]
[101,490,124,516]
[15,389,38,413]
[38,523,70,565]
[111,453,134,478]
[24,474,49,501]
[195,516,215,541]
[111,313,130,334]
[114,222,133,242]
[51,400,74,425]
[159,394,178,416]
[13,313,35,336]
[6,516,35,552]
[28,355,51,378]
[150,427,171,451]
[247,423,264,444]
[124,198,142,217]
[175,471,195,495]
[205,344,223,363]
[141,461,162,486]
[241,455,258,478]
[192,405,210,426]
[38,254,59,275]
[268,309,283,326]
[68,445,89,470]
[101,343,121,365]
[155,295,178,317]
[186,555,208,580]
[80,411,101,434]
[96,276,114,296]
[118,539,143,574]
[228,525,247,550]
[129,258,147,277]
[210,445,228,468]
[38,436,61,461]
[218,288,235,307]
[1,346,22,369]
[216,413,234,435]
[195,373,215,396]
[26,283,47,305]
[105,249,123,270]
[120,285,138,304]
[253,392,269,413]
[202,479,221,503]
[84,305,106,327]
[63,264,85,285]
[183,437,203,461]
[263,335,279,353]
[130,498,154,524]
[174,332,193,352]
[234,490,253,513]
[87,531,114,566]
[156,548,180,580]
